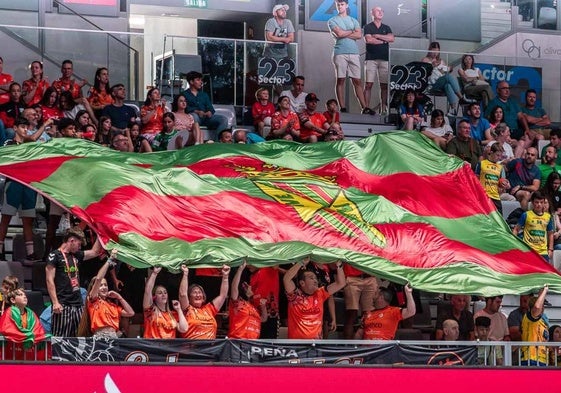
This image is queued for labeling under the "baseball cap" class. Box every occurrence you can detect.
[272,4,289,15]
[305,93,320,102]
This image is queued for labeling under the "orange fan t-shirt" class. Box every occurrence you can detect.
[228,299,261,339]
[87,87,113,109]
[140,104,165,135]
[286,287,330,339]
[180,303,218,339]
[88,297,123,332]
[52,78,82,99]
[143,306,178,339]
[22,79,50,107]
[360,306,403,340]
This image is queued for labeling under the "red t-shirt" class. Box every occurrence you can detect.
[250,267,279,319]
[323,111,340,124]
[270,111,300,139]
[252,101,276,124]
[298,110,327,140]
[0,73,14,105]
[41,105,64,122]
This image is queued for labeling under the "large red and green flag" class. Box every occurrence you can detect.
[0,134,559,295]
[0,306,50,348]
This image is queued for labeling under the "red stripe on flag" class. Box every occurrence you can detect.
[188,157,494,219]
[0,156,77,184]
[75,186,554,276]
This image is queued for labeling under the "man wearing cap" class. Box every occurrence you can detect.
[363,6,394,114]
[45,227,102,337]
[264,4,295,60]
[327,0,372,114]
[298,93,329,143]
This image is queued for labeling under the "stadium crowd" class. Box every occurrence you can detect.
[0,1,559,367]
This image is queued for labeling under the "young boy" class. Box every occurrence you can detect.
[0,118,44,262]
[251,88,275,137]
[513,191,554,262]
[475,143,508,214]
[475,316,503,366]
[0,288,50,360]
[323,98,344,139]
[0,275,19,316]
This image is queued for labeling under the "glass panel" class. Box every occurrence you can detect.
[0,25,140,101]
[163,36,298,108]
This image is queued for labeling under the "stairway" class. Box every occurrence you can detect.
[481,0,533,44]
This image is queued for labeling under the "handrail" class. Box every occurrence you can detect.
[52,0,138,55]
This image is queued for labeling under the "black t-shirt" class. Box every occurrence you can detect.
[101,104,137,130]
[364,22,392,61]
[47,249,85,307]
[3,139,19,147]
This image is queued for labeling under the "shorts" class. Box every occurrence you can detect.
[365,60,389,84]
[49,201,65,216]
[2,181,37,218]
[343,275,378,311]
[333,54,361,79]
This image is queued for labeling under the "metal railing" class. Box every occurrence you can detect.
[2,336,561,367]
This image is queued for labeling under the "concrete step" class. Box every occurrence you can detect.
[482,7,512,14]
[482,15,512,23]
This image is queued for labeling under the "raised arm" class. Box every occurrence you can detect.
[284,257,309,294]
[143,266,161,310]
[212,265,231,310]
[401,284,416,320]
[84,237,102,261]
[531,285,548,319]
[230,261,246,301]
[326,261,346,295]
[172,299,188,333]
[178,264,190,310]
[89,249,117,300]
[107,290,135,318]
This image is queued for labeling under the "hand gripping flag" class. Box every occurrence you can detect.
[0,134,559,295]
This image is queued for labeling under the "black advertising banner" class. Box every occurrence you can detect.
[51,337,226,363]
[52,338,477,365]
